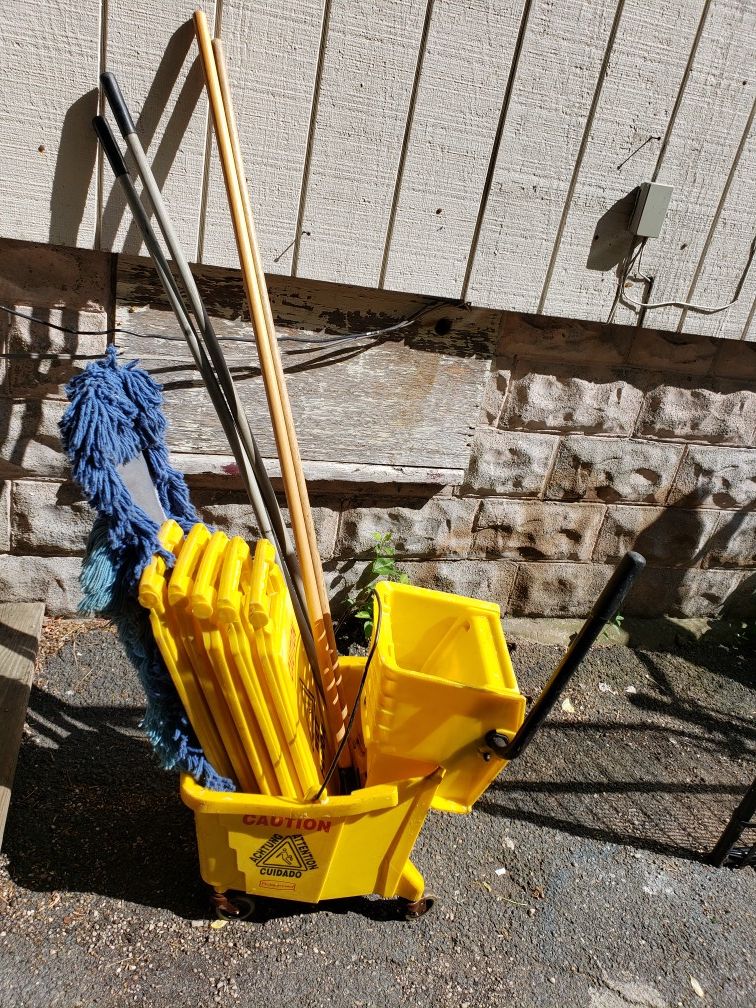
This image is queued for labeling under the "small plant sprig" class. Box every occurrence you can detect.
[350,532,409,642]
[601,610,625,639]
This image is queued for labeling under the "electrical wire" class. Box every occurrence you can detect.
[314,588,382,801]
[617,235,756,315]
[0,297,459,358]
[131,296,457,345]
[0,304,150,341]
[283,297,461,344]
[607,239,647,324]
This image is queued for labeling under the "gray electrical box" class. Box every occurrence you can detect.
[630,182,674,238]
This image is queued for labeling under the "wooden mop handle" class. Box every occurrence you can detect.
[210,36,348,712]
[192,10,350,775]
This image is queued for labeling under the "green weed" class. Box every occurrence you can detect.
[348,532,409,642]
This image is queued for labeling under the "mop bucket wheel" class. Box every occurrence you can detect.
[210,889,258,921]
[397,893,437,920]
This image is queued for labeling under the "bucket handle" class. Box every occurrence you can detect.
[486,550,646,762]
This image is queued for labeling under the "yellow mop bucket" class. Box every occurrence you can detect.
[362,581,527,814]
[181,657,442,918]
[141,516,644,918]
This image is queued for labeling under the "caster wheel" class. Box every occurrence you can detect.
[210,890,257,921]
[398,894,436,920]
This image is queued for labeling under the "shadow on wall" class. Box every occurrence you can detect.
[47,20,199,253]
[99,20,202,253]
[586,188,638,271]
[0,304,92,488]
[624,500,754,620]
[1,309,50,487]
[49,89,99,247]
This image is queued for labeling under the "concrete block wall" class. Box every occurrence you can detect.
[1,237,754,619]
[0,239,111,614]
[150,315,756,621]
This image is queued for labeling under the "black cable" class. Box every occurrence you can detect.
[314,588,382,801]
[0,297,460,353]
[0,303,149,340]
[275,297,462,345]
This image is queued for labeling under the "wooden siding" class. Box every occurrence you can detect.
[198,0,324,272]
[101,0,217,257]
[2,0,755,339]
[293,0,430,286]
[538,0,707,322]
[611,0,756,333]
[0,0,101,248]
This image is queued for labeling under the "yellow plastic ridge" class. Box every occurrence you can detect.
[138,520,235,782]
[165,523,259,793]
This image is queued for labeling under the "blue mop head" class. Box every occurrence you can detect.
[60,347,234,791]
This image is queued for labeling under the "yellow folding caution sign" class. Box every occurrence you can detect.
[191,530,295,797]
[164,523,259,793]
[138,520,235,783]
[215,537,324,799]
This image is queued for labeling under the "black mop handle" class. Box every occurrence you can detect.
[100,72,136,137]
[486,550,646,762]
[92,115,128,178]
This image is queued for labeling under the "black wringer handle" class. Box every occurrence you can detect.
[486,551,646,762]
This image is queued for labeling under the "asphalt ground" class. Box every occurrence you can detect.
[0,620,753,1008]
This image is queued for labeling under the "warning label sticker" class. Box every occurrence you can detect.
[251,834,318,879]
[259,880,296,892]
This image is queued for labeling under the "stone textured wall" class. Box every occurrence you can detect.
[454,316,756,618]
[0,239,112,614]
[1,237,754,619]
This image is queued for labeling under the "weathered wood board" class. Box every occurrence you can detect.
[380,0,528,299]
[199,0,325,274]
[117,260,496,469]
[175,451,466,490]
[101,0,216,258]
[0,602,44,850]
[0,0,100,248]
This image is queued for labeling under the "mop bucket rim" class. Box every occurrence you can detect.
[374,578,502,617]
[180,772,406,817]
